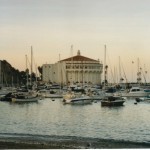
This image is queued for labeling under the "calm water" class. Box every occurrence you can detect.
[0,98,150,143]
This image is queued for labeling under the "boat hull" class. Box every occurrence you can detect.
[135,97,150,102]
[121,92,150,97]
[101,100,125,106]
[63,96,92,105]
[71,98,92,104]
[12,97,39,103]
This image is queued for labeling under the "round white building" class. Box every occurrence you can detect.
[42,50,103,85]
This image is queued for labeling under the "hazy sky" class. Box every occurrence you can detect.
[1,0,150,82]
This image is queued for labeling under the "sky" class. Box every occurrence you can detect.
[0,0,150,82]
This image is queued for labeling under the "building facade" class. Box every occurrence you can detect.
[42,50,103,85]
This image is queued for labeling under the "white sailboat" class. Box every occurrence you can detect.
[12,46,40,103]
[101,45,126,106]
[12,93,39,103]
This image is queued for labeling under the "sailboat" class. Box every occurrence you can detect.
[12,93,39,103]
[101,45,126,106]
[12,46,40,103]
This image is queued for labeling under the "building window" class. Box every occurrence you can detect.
[66,65,71,69]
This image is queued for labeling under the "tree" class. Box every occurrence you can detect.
[38,66,42,80]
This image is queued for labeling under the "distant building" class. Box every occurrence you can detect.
[42,50,103,85]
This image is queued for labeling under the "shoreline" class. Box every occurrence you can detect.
[0,134,150,149]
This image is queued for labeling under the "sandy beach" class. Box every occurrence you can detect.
[0,134,150,149]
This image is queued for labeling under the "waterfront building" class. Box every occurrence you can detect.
[42,50,103,85]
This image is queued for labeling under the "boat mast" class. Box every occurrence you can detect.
[59,53,62,91]
[30,46,33,86]
[35,63,37,83]
[104,45,106,89]
[119,56,121,84]
[143,64,147,84]
[59,53,61,85]
[25,55,29,89]
[137,58,141,84]
[71,45,73,85]
[114,66,116,84]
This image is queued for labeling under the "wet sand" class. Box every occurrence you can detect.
[0,134,150,149]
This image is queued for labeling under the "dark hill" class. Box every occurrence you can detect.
[0,60,26,86]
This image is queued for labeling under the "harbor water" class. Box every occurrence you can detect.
[0,98,150,144]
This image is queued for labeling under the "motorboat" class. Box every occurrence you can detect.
[90,91,106,100]
[101,96,125,106]
[135,96,150,102]
[38,89,63,98]
[63,96,92,104]
[121,87,150,97]
[63,92,92,105]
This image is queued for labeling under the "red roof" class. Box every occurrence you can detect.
[60,55,98,62]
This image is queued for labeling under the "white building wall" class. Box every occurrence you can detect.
[42,64,56,83]
[57,61,66,84]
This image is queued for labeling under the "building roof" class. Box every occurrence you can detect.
[60,50,98,62]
